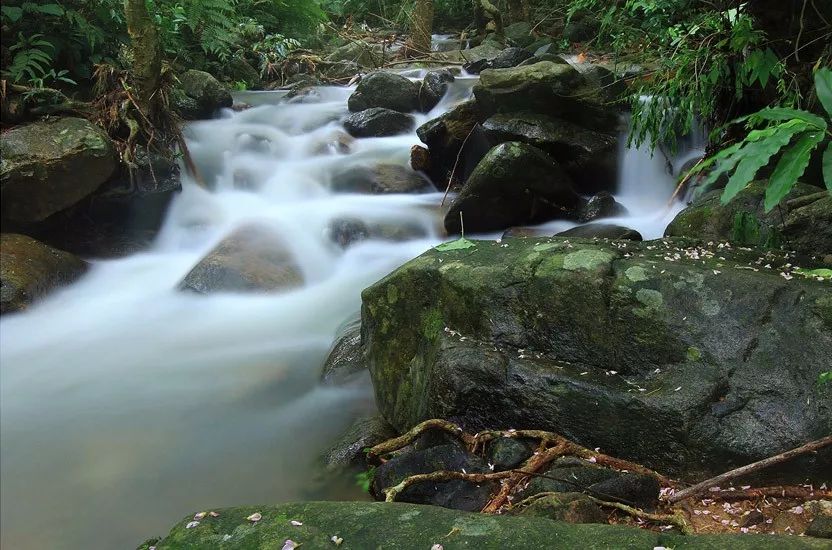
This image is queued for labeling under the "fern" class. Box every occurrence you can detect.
[3,33,54,84]
[690,68,832,212]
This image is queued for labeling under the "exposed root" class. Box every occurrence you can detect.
[367,419,473,459]
[384,470,512,502]
[693,485,832,502]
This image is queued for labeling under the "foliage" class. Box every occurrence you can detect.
[691,68,832,211]
[819,371,832,387]
[355,466,375,493]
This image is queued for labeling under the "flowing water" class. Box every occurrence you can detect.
[0,68,703,549]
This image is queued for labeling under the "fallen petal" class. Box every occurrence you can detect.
[282,540,298,550]
[186,521,200,529]
[290,520,303,526]
[247,512,263,522]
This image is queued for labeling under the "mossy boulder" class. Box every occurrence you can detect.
[143,501,830,549]
[473,62,619,132]
[666,181,831,260]
[343,108,415,138]
[175,70,233,120]
[482,111,618,192]
[1,233,87,314]
[178,225,303,294]
[1,117,117,223]
[556,223,642,241]
[444,142,582,234]
[347,72,419,113]
[361,238,832,478]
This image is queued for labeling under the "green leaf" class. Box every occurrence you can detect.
[794,268,832,280]
[720,124,807,205]
[1,5,23,22]
[435,238,476,251]
[35,4,64,16]
[764,131,824,212]
[746,107,826,129]
[815,68,832,119]
[824,141,832,192]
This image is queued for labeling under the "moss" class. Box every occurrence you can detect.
[625,266,649,282]
[686,346,702,362]
[562,249,614,272]
[421,308,444,341]
[635,288,663,309]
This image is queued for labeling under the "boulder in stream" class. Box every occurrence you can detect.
[557,223,643,241]
[332,164,433,195]
[444,142,582,234]
[178,225,303,294]
[343,108,415,138]
[1,233,87,314]
[347,72,419,113]
[174,70,233,120]
[1,117,117,224]
[361,237,832,478]
[578,191,628,222]
[418,69,455,112]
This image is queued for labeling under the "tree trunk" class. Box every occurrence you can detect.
[411,0,434,55]
[124,0,162,118]
[507,0,530,23]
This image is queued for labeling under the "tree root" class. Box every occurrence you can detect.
[685,485,832,502]
[384,469,513,502]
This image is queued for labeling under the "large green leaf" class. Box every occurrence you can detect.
[435,237,476,251]
[823,141,832,192]
[815,68,832,119]
[764,131,824,212]
[720,124,807,205]
[746,107,826,130]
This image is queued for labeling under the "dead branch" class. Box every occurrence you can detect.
[668,436,832,504]
[691,485,832,502]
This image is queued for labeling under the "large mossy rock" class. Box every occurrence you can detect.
[1,117,117,224]
[666,182,832,261]
[1,233,87,314]
[343,108,415,138]
[143,501,829,549]
[361,238,832,477]
[444,142,581,234]
[348,72,419,113]
[482,111,618,192]
[178,225,303,294]
[473,62,620,132]
[176,69,233,120]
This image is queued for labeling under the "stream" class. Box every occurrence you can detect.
[0,66,702,549]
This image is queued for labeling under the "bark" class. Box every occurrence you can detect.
[124,0,162,118]
[410,0,434,55]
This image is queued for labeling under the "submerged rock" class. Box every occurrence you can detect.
[348,72,419,113]
[320,319,365,384]
[1,233,87,314]
[343,108,415,138]
[178,225,303,294]
[578,191,627,222]
[144,501,829,549]
[444,142,581,234]
[1,117,117,224]
[326,217,428,248]
[175,70,233,119]
[332,164,432,195]
[361,238,832,478]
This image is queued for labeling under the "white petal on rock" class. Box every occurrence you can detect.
[331,535,344,546]
[194,512,207,520]
[186,521,200,529]
[282,540,298,550]
[291,520,303,526]
[247,512,263,522]
[431,545,444,550]
[209,511,220,517]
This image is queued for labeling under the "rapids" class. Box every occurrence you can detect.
[0,68,702,549]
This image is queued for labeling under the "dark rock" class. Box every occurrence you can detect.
[1,233,87,314]
[220,55,261,90]
[343,108,415,138]
[147,501,824,549]
[176,70,233,119]
[326,218,428,248]
[178,225,303,294]
[588,472,660,510]
[332,164,432,194]
[372,443,496,511]
[515,492,608,524]
[490,47,534,69]
[742,510,766,527]
[666,181,831,259]
[1,117,117,224]
[557,224,643,241]
[806,515,832,539]
[486,438,535,471]
[418,69,455,112]
[579,192,628,222]
[504,22,534,47]
[564,12,600,43]
[361,238,832,478]
[318,60,362,81]
[321,319,365,384]
[410,145,431,173]
[348,72,419,113]
[482,111,617,192]
[474,62,620,132]
[444,142,582,234]
[323,415,396,471]
[326,41,383,68]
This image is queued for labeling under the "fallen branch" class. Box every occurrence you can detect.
[691,485,832,502]
[668,435,832,504]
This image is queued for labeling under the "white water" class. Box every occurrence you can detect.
[0,69,701,549]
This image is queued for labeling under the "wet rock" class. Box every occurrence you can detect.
[557,224,642,241]
[1,117,117,224]
[343,108,415,138]
[410,145,431,173]
[361,238,832,478]
[416,99,488,187]
[175,70,233,119]
[217,55,261,90]
[482,111,617,192]
[444,142,581,234]
[742,510,766,527]
[147,501,827,549]
[666,181,831,259]
[1,233,87,314]
[326,218,427,248]
[418,69,455,112]
[514,492,608,524]
[326,41,384,68]
[486,438,535,471]
[474,62,619,132]
[323,415,396,471]
[321,319,365,384]
[490,47,534,69]
[372,443,496,511]
[806,515,832,539]
[178,225,303,294]
[579,192,628,222]
[438,41,503,68]
[332,164,432,195]
[504,22,534,47]
[318,60,362,81]
[348,72,419,113]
